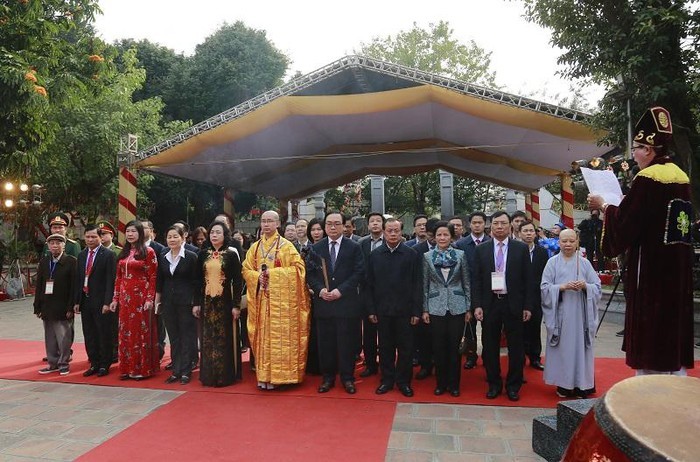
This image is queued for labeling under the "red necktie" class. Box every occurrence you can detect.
[84,249,95,293]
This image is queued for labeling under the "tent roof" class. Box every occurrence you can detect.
[135,55,612,199]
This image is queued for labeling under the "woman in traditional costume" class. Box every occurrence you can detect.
[110,220,159,380]
[194,221,243,387]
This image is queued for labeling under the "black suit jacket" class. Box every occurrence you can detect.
[529,245,549,313]
[367,243,422,318]
[308,237,364,318]
[471,238,534,316]
[156,249,201,306]
[34,254,77,320]
[73,246,115,309]
[455,234,491,286]
[148,240,166,258]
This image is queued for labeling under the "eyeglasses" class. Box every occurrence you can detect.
[631,145,647,153]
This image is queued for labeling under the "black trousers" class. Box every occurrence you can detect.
[482,297,524,393]
[157,314,167,360]
[415,319,433,371]
[362,317,378,370]
[316,316,360,383]
[377,315,414,387]
[162,303,197,377]
[430,313,465,390]
[79,294,115,369]
[523,304,543,363]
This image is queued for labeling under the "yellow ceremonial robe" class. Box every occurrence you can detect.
[242,232,310,384]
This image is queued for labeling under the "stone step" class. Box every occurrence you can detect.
[557,398,597,442]
[532,415,563,462]
[532,398,597,461]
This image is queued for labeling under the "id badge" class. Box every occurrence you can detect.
[45,280,54,295]
[491,272,505,291]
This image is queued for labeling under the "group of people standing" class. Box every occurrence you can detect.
[31,106,695,401]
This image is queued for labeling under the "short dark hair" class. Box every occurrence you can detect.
[84,224,98,234]
[413,214,428,225]
[511,211,527,220]
[166,225,185,238]
[366,212,386,225]
[434,220,455,239]
[307,217,325,242]
[426,217,441,234]
[519,220,535,231]
[174,220,190,233]
[468,212,487,222]
[324,211,346,224]
[491,211,511,222]
[448,215,464,224]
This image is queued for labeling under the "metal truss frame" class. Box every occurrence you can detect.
[137,55,592,162]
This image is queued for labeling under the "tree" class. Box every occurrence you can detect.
[164,21,290,123]
[0,0,102,176]
[352,21,498,215]
[521,0,700,205]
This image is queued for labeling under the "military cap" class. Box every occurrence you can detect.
[48,212,70,227]
[97,220,117,236]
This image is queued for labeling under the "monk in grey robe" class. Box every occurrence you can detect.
[541,229,601,398]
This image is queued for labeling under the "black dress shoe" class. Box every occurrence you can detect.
[415,368,431,380]
[97,368,108,377]
[486,387,502,399]
[464,358,476,369]
[83,367,98,377]
[343,381,356,394]
[119,374,130,380]
[165,375,179,384]
[530,360,545,371]
[359,368,377,378]
[317,381,335,393]
[507,390,520,402]
[434,387,445,396]
[375,384,392,395]
[398,384,414,397]
[164,362,174,371]
[450,389,460,397]
[180,375,190,385]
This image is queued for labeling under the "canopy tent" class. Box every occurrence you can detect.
[134,55,613,199]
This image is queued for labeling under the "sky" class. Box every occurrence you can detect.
[93,0,604,108]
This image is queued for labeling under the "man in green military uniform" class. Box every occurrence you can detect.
[97,221,122,254]
[42,213,81,258]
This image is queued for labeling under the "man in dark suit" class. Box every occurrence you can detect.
[73,224,116,377]
[472,211,534,401]
[307,212,365,394]
[367,218,422,397]
[455,211,491,369]
[520,220,548,370]
[411,217,439,380]
[357,212,386,377]
[405,215,428,247]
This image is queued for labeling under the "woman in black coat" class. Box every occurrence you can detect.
[155,225,200,384]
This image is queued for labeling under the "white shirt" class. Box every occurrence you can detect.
[165,246,186,275]
[471,234,485,245]
[370,234,384,251]
[328,238,342,259]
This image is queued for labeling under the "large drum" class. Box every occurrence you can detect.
[563,375,700,461]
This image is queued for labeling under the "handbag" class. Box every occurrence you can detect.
[458,321,476,356]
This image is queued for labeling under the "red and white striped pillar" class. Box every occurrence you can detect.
[531,190,540,227]
[118,167,137,245]
[525,193,533,220]
[560,174,574,229]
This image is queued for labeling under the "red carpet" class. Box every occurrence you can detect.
[77,392,395,462]
[1,339,698,408]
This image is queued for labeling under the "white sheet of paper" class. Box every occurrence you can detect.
[45,281,54,295]
[580,167,623,206]
[491,272,505,291]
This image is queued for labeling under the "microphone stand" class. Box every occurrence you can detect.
[595,258,626,337]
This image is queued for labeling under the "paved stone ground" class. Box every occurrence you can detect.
[0,296,630,461]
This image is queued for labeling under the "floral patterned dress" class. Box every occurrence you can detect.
[113,247,159,377]
[199,246,243,387]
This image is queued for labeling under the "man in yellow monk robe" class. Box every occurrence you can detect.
[243,210,310,389]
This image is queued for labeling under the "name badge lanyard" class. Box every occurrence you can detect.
[46,259,58,295]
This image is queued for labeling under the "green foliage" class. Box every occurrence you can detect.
[353,21,497,215]
[521,0,700,205]
[0,0,102,176]
[358,21,497,87]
